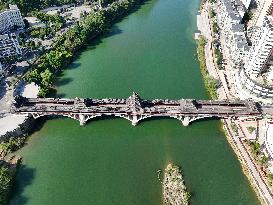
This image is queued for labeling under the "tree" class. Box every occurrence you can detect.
[38,87,49,97]
[212,22,219,33]
[40,68,53,87]
[26,0,144,97]
[26,40,36,51]
[247,126,256,134]
[26,69,41,84]
[259,155,269,167]
[0,167,12,204]
[250,141,261,156]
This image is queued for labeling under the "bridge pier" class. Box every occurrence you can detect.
[32,113,41,119]
[181,116,190,127]
[132,115,139,126]
[79,114,86,126]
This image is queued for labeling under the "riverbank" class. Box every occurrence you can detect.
[0,1,150,204]
[0,81,38,141]
[221,120,273,205]
[196,2,273,204]
[196,35,220,99]
[25,0,148,97]
[0,80,39,204]
[8,0,262,203]
[0,120,35,205]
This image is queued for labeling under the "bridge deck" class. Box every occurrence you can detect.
[11,93,263,117]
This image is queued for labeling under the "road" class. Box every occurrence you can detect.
[224,120,273,205]
[198,2,273,204]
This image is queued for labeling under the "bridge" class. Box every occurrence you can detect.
[10,92,273,126]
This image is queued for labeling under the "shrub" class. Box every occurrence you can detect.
[247,126,256,134]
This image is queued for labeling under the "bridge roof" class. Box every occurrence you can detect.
[11,94,267,117]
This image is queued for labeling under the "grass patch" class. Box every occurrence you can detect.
[196,35,220,99]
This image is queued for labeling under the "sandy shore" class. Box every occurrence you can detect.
[0,115,27,136]
[0,82,39,137]
[18,82,39,98]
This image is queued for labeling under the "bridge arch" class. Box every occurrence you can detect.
[30,113,81,123]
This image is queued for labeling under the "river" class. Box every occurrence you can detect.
[10,0,260,204]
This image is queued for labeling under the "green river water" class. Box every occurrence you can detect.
[10,0,260,204]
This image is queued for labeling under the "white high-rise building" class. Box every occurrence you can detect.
[252,0,273,28]
[0,5,24,34]
[245,16,273,76]
[217,0,249,67]
[240,0,252,9]
[0,33,22,59]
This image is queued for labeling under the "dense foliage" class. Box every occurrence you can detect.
[0,137,26,154]
[26,0,145,97]
[0,0,77,15]
[243,10,253,24]
[0,0,130,15]
[214,47,223,67]
[31,11,64,28]
[0,167,12,205]
[212,21,219,34]
[246,126,256,134]
[230,122,238,135]
[209,8,216,18]
[0,137,26,205]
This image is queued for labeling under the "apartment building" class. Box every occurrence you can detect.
[0,33,22,59]
[240,0,252,9]
[0,4,25,34]
[233,0,251,19]
[217,0,249,67]
[251,0,273,28]
[218,0,242,26]
[244,16,273,76]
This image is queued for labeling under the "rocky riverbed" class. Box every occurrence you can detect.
[163,163,190,205]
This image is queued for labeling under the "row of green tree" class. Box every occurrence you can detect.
[31,11,65,31]
[29,27,55,40]
[0,167,12,205]
[0,137,27,205]
[196,35,220,99]
[27,11,65,40]
[0,0,76,15]
[0,0,131,15]
[26,0,145,97]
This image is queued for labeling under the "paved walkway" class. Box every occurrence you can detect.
[197,3,232,100]
[224,120,273,204]
[197,4,218,79]
[265,123,273,160]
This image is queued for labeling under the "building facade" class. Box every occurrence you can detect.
[217,0,249,67]
[244,16,273,76]
[0,5,25,34]
[240,0,252,9]
[235,68,273,104]
[252,0,273,28]
[0,33,22,59]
